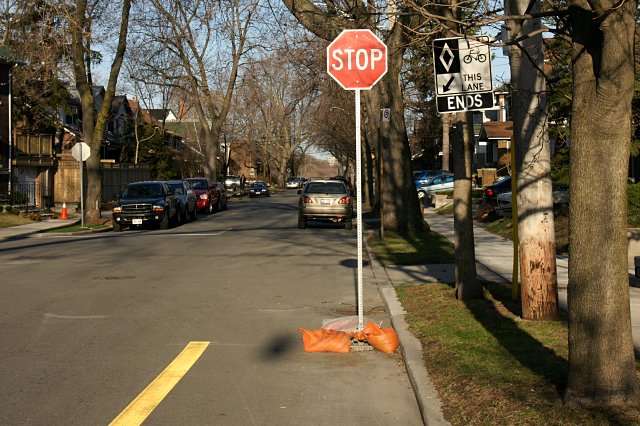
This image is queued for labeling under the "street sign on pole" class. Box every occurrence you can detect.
[327,29,387,90]
[71,142,90,162]
[327,29,387,331]
[71,142,90,228]
[432,36,494,113]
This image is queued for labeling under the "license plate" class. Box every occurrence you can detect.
[132,219,142,225]
[320,199,330,205]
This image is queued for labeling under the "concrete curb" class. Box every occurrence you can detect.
[31,224,113,238]
[364,234,450,426]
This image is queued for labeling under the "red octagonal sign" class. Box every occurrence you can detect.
[327,29,387,90]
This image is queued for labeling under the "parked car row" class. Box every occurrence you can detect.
[112,177,229,232]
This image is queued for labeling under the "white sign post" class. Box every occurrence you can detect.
[432,36,494,113]
[327,30,387,331]
[71,142,90,229]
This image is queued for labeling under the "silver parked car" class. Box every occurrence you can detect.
[297,179,353,230]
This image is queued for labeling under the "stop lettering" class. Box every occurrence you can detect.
[327,29,387,90]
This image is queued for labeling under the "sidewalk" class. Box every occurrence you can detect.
[0,216,81,241]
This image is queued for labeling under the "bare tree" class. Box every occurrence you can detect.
[133,0,258,181]
[282,0,425,233]
[239,49,320,186]
[53,0,131,222]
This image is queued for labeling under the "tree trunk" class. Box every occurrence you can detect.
[372,21,424,234]
[453,112,481,299]
[70,0,131,223]
[565,0,640,407]
[506,0,559,320]
[441,114,450,171]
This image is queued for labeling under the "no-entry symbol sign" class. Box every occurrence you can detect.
[327,29,387,90]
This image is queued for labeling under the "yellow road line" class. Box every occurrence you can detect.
[109,341,210,426]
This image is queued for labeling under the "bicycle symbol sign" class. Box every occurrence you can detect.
[463,47,487,64]
[433,37,492,95]
[432,36,493,112]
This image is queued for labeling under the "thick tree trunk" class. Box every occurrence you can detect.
[71,0,130,223]
[507,0,559,320]
[203,127,220,180]
[374,23,424,234]
[453,112,481,299]
[565,0,639,407]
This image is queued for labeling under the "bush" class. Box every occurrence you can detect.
[11,207,20,215]
[8,192,29,205]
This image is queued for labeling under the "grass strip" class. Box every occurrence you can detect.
[0,213,35,228]
[396,282,639,425]
[367,229,454,265]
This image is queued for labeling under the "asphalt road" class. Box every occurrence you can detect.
[0,190,422,425]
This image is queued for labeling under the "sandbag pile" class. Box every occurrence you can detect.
[299,321,399,354]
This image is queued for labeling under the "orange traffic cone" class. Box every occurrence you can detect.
[60,201,68,220]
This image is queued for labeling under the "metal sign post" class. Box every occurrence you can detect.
[327,29,387,331]
[71,142,91,229]
[355,89,364,330]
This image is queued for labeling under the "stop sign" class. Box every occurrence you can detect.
[327,29,387,90]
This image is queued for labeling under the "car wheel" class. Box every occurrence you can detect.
[298,216,306,229]
[418,190,426,199]
[181,207,188,223]
[113,221,122,232]
[190,206,197,221]
[159,213,169,230]
[173,209,182,227]
[344,218,353,230]
[222,200,228,210]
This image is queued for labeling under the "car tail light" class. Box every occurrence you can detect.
[338,196,350,204]
[301,196,313,204]
[486,189,494,196]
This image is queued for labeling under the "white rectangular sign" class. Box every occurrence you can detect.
[433,37,493,97]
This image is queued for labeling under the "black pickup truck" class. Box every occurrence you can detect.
[112,181,180,232]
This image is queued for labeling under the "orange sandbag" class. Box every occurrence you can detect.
[299,328,351,353]
[362,322,399,353]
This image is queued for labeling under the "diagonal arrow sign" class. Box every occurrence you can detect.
[443,76,455,93]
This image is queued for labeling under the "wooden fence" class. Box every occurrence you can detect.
[55,161,151,204]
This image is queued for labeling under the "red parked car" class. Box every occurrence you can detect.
[185,177,224,213]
